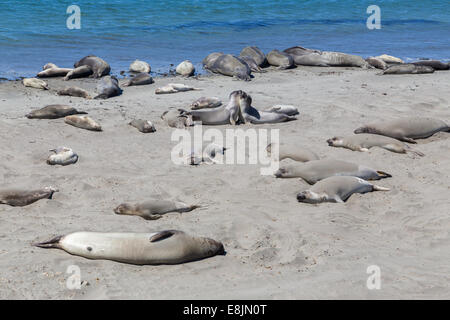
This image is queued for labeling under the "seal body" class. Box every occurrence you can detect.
[202,52,224,70]
[382,64,434,75]
[114,200,198,220]
[34,230,225,265]
[266,143,319,162]
[283,46,327,66]
[43,63,58,70]
[74,55,110,78]
[155,83,200,94]
[190,97,222,110]
[64,65,93,80]
[123,73,153,87]
[374,54,404,64]
[365,57,388,70]
[274,159,391,184]
[130,60,151,73]
[412,60,450,70]
[161,109,193,128]
[297,176,389,203]
[267,50,294,69]
[64,115,102,131]
[37,67,72,78]
[57,87,91,99]
[189,143,226,165]
[265,105,299,116]
[129,119,156,133]
[26,105,87,119]
[22,78,48,90]
[240,46,266,66]
[354,117,449,143]
[239,56,265,73]
[208,54,252,81]
[0,187,58,207]
[94,76,121,99]
[47,147,78,165]
[176,60,195,76]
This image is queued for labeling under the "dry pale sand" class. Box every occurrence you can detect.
[0,66,449,299]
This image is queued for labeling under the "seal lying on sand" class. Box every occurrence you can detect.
[381,64,434,75]
[239,56,266,73]
[265,105,299,116]
[129,119,156,133]
[26,105,87,119]
[267,50,294,69]
[274,159,391,184]
[354,117,449,143]
[365,57,388,70]
[283,46,326,66]
[57,87,91,99]
[64,65,93,80]
[34,230,225,265]
[176,60,195,76]
[37,67,72,78]
[374,54,404,64]
[0,187,58,207]
[130,60,151,73]
[266,143,319,162]
[190,97,222,110]
[74,55,110,78]
[189,143,226,165]
[65,115,102,131]
[240,46,267,67]
[123,73,153,86]
[155,83,200,94]
[327,134,424,156]
[412,60,450,70]
[94,76,121,99]
[297,176,389,203]
[22,78,48,90]
[43,63,58,70]
[202,52,224,70]
[114,200,199,220]
[47,147,79,166]
[208,54,252,81]
[161,109,193,128]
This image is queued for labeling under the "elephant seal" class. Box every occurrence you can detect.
[74,55,110,78]
[47,147,79,166]
[354,117,449,143]
[94,76,121,99]
[189,143,226,165]
[182,90,244,125]
[161,109,194,128]
[43,63,58,70]
[129,119,156,133]
[374,54,404,64]
[190,97,222,110]
[239,56,266,73]
[239,91,296,124]
[64,65,93,80]
[34,230,225,265]
[176,60,195,76]
[26,104,87,119]
[114,200,199,220]
[208,54,252,81]
[274,159,391,184]
[266,143,319,162]
[155,83,200,94]
[202,52,224,70]
[284,47,369,68]
[37,67,72,78]
[130,60,151,73]
[22,78,48,90]
[240,46,266,66]
[57,87,92,99]
[365,57,388,70]
[412,60,450,70]
[283,46,327,66]
[297,176,389,203]
[319,51,370,68]
[123,73,153,87]
[65,115,102,131]
[267,50,294,69]
[327,134,424,156]
[0,187,58,207]
[265,105,299,116]
[381,64,434,75]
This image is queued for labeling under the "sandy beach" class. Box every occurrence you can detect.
[0,66,449,299]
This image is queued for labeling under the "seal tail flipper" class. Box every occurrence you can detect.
[376,171,392,179]
[402,137,417,144]
[33,235,63,248]
[76,111,89,115]
[149,230,180,242]
[372,185,390,192]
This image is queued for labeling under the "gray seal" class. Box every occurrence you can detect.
[266,143,319,162]
[381,64,434,75]
[239,46,267,66]
[129,119,156,133]
[208,54,252,81]
[365,57,388,70]
[190,97,222,110]
[64,115,102,131]
[267,50,294,69]
[37,67,73,78]
[123,73,154,87]
[114,200,199,220]
[202,52,224,70]
[57,87,92,99]
[94,76,122,99]
[64,65,93,80]
[74,55,111,78]
[412,60,450,70]
[26,104,87,119]
[239,56,266,73]
[0,186,58,207]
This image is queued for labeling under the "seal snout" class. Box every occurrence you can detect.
[296,192,307,202]
[274,168,285,178]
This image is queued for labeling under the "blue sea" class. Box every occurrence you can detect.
[0,0,449,79]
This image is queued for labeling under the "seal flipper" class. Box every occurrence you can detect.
[376,171,392,179]
[149,230,181,242]
[33,235,63,248]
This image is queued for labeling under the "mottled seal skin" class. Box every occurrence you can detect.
[123,73,153,87]
[266,143,319,162]
[47,147,79,166]
[382,64,434,75]
[155,83,200,94]
[130,60,151,73]
[37,67,73,78]
[94,76,122,99]
[57,87,92,99]
[22,78,48,90]
[327,134,424,156]
[274,159,391,184]
[365,57,388,70]
[208,54,252,81]
[412,60,450,70]
[26,104,87,119]
[64,65,93,80]
[114,200,199,220]
[202,52,224,70]
[354,117,449,143]
[297,176,389,204]
[161,109,193,128]
[64,115,102,131]
[267,50,295,69]
[129,119,156,133]
[239,56,266,73]
[0,187,58,207]
[374,54,404,64]
[34,230,225,265]
[265,105,299,116]
[240,46,267,67]
[74,55,110,78]
[190,97,222,110]
[176,60,195,76]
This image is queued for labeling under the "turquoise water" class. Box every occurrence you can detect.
[0,0,449,79]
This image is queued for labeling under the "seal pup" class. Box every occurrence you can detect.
[354,117,449,143]
[47,147,79,166]
[265,105,299,116]
[130,60,151,73]
[64,115,102,131]
[94,76,122,99]
[37,67,73,78]
[266,143,319,162]
[155,83,200,94]
[327,134,424,156]
[176,60,195,76]
[129,119,156,133]
[123,73,153,87]
[114,200,199,220]
[74,55,110,78]
[161,109,194,128]
[0,187,58,207]
[381,64,434,75]
[239,56,266,73]
[202,52,224,70]
[22,78,48,90]
[190,97,222,110]
[208,54,252,81]
[274,159,391,184]
[365,57,388,70]
[64,65,93,80]
[412,60,450,70]
[57,87,92,99]
[297,176,389,203]
[374,54,404,64]
[240,46,267,66]
[26,104,87,119]
[267,50,295,69]
[34,230,225,265]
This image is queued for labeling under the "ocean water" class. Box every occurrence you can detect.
[0,0,449,79]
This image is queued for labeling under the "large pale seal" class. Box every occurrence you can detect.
[34,230,225,265]
[267,50,294,69]
[274,159,391,184]
[22,78,48,90]
[94,76,122,99]
[365,57,388,70]
[37,67,72,78]
[381,64,434,75]
[208,54,252,81]
[114,200,199,220]
[155,83,200,94]
[57,87,92,99]
[176,60,195,76]
[240,46,267,67]
[266,143,319,162]
[74,55,110,78]
[297,176,389,203]
[374,54,404,64]
[354,117,449,143]
[65,115,102,131]
[0,187,58,207]
[26,104,87,119]
[130,60,151,73]
[123,73,153,87]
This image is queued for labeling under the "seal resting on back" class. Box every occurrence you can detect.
[94,76,122,99]
[297,176,389,204]
[0,187,58,207]
[34,230,225,265]
[74,55,110,78]
[114,200,199,220]
[208,54,252,81]
[26,104,87,119]
[354,117,449,143]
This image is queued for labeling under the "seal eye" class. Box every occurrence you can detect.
[87,246,93,252]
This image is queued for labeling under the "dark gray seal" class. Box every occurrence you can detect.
[0,187,58,207]
[26,104,87,119]
[382,64,435,75]
[64,65,93,80]
[202,52,224,70]
[412,60,450,70]
[267,50,295,69]
[94,76,122,99]
[123,73,154,86]
[208,54,252,81]
[239,46,267,66]
[74,55,110,78]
